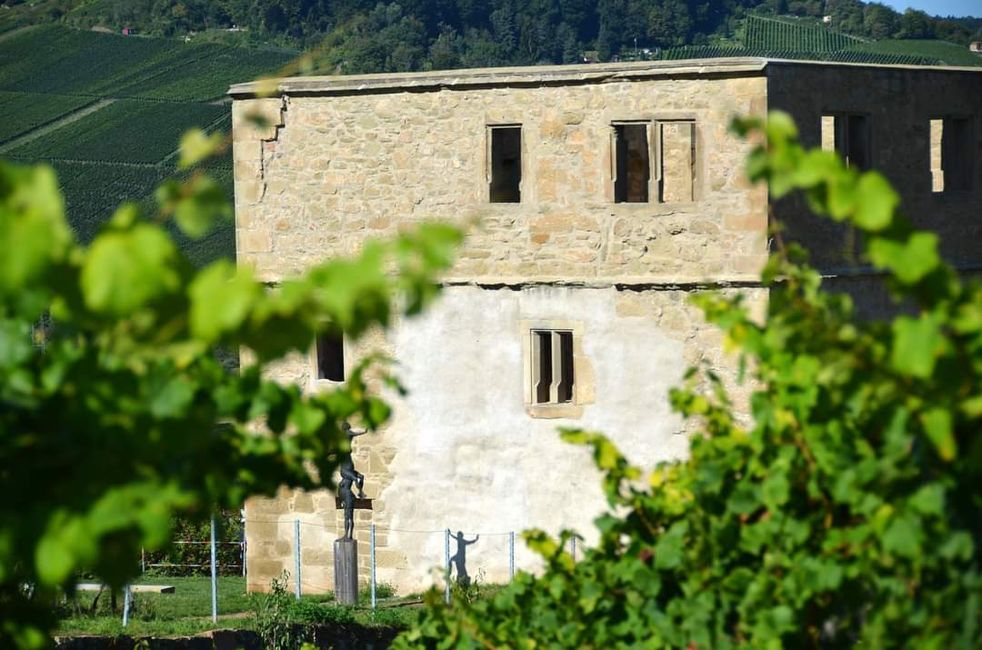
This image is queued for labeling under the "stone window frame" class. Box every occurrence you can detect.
[485,123,526,204]
[309,330,348,388]
[605,112,702,207]
[928,114,975,196]
[520,318,587,419]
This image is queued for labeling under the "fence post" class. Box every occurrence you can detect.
[509,531,515,581]
[241,510,247,578]
[570,536,576,563]
[210,515,218,622]
[370,523,377,611]
[140,548,145,574]
[122,585,132,627]
[444,528,451,605]
[294,519,302,600]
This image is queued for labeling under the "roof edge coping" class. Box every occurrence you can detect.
[227,57,769,98]
[228,56,982,99]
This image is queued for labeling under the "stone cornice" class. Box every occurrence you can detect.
[228,56,982,100]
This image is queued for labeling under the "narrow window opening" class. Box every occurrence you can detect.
[489,126,522,203]
[614,123,650,203]
[824,113,871,170]
[531,329,574,405]
[845,114,871,171]
[533,330,553,404]
[316,332,345,381]
[556,331,574,403]
[942,117,972,192]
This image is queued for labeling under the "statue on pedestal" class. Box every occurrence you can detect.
[338,422,366,540]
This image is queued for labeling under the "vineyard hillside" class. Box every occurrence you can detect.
[737,14,982,67]
[743,15,865,52]
[852,39,982,67]
[0,25,297,264]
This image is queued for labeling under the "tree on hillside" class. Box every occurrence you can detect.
[395,113,982,648]
[0,127,461,648]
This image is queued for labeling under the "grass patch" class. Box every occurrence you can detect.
[55,576,419,639]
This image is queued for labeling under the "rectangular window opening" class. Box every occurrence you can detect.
[531,329,574,405]
[823,113,871,171]
[614,123,650,203]
[316,332,345,382]
[936,116,972,193]
[489,125,522,203]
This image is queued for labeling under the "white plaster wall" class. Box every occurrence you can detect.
[377,284,692,590]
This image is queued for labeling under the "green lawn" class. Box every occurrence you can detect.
[56,576,418,638]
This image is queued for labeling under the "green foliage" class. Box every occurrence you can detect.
[0,128,461,647]
[252,572,308,650]
[141,511,244,576]
[396,113,982,648]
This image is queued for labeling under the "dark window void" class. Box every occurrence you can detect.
[614,123,650,203]
[940,117,972,192]
[532,330,574,405]
[316,332,344,381]
[823,113,871,171]
[489,126,522,203]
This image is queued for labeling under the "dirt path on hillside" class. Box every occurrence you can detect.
[0,98,115,154]
[0,24,38,44]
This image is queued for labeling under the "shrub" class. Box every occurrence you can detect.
[396,113,982,648]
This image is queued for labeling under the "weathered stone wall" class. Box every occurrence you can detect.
[243,285,766,594]
[231,63,771,595]
[232,69,770,285]
[766,62,982,271]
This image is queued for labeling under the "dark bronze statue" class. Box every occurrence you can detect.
[338,422,366,540]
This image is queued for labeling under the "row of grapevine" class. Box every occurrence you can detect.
[9,99,227,165]
[0,25,180,96]
[0,26,298,101]
[657,45,936,66]
[115,45,296,102]
[0,91,94,144]
[169,163,236,266]
[853,39,982,67]
[49,161,169,244]
[49,159,234,266]
[743,15,861,52]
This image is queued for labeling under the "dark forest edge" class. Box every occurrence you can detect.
[2,0,980,73]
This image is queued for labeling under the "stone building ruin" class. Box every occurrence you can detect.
[229,58,981,594]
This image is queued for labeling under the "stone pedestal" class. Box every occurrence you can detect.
[334,538,358,605]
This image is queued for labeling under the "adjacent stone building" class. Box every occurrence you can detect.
[229,58,982,594]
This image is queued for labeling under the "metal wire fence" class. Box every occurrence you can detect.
[120,515,579,628]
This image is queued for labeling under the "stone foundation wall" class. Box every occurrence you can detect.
[243,285,766,595]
